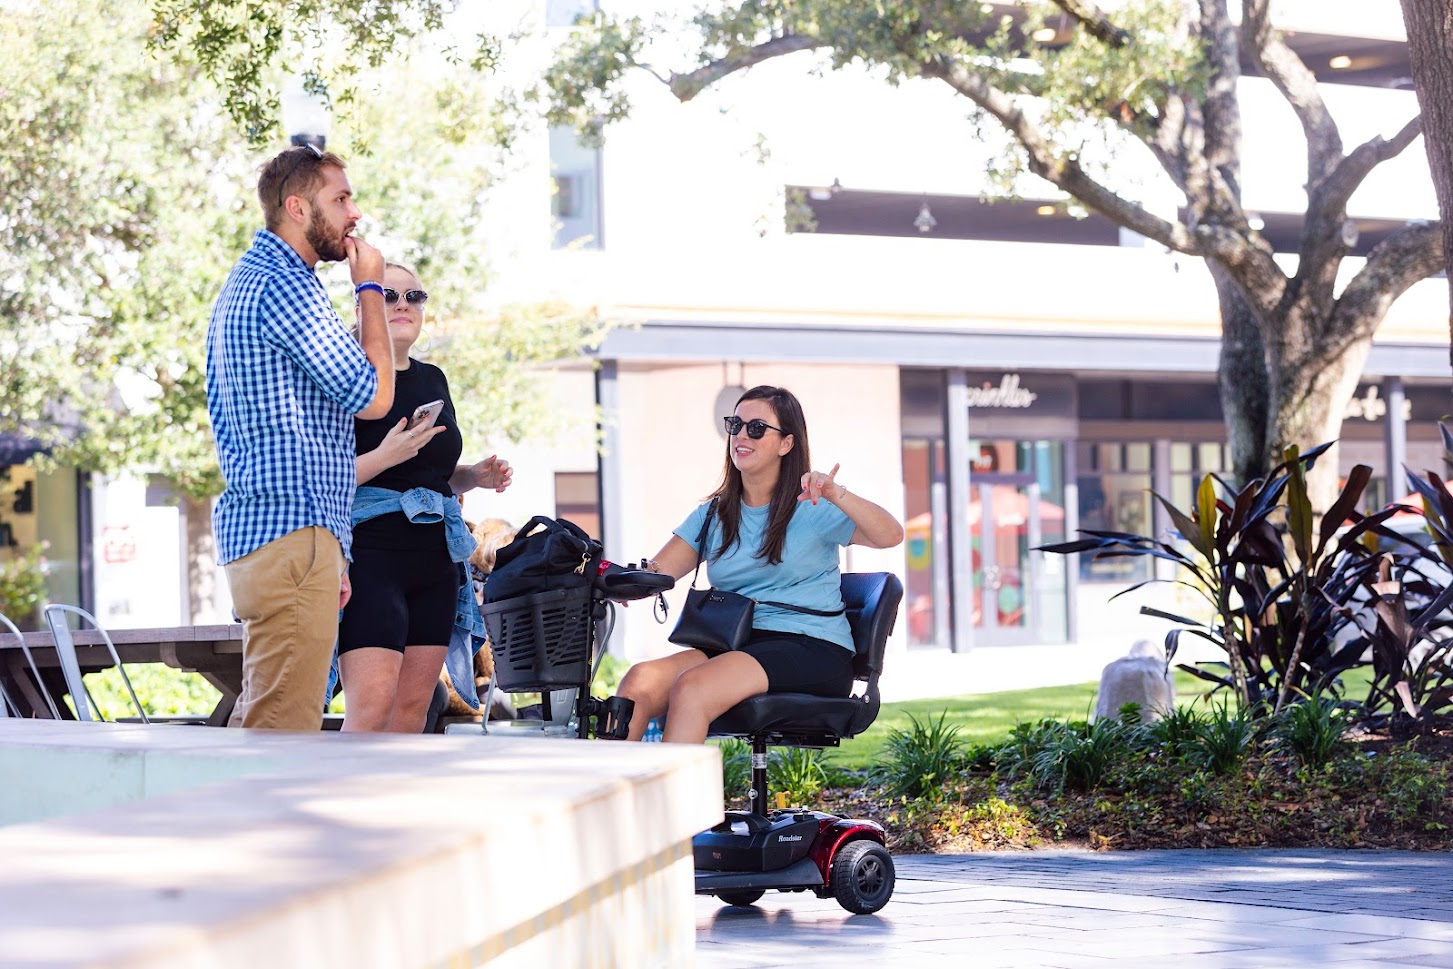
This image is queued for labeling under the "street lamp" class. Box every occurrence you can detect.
[281,77,332,149]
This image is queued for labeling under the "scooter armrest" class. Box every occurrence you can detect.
[594,564,675,601]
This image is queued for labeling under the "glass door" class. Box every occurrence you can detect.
[968,441,1067,646]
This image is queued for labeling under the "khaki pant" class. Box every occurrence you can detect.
[225,526,344,731]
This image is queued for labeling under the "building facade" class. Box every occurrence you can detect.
[476,0,1446,661]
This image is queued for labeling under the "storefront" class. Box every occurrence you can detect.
[0,434,91,628]
[899,368,1447,653]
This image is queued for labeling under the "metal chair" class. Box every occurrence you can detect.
[1,611,64,719]
[42,605,149,724]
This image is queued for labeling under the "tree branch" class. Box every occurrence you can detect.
[1335,221,1445,343]
[927,56,1200,254]
[1318,115,1424,219]
[1147,95,1191,190]
[1046,0,1132,46]
[1242,0,1342,180]
[668,35,822,102]
[1152,5,1246,235]
[1297,115,1425,301]
[1199,0,1242,200]
[1193,223,1287,318]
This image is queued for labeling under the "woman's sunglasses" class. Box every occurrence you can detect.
[385,289,429,306]
[723,416,786,439]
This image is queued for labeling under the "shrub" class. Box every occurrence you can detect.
[590,652,629,697]
[1041,445,1403,714]
[716,738,751,804]
[876,710,968,801]
[83,665,220,719]
[0,542,49,630]
[1188,698,1254,776]
[1024,718,1134,793]
[964,742,997,772]
[1274,692,1349,769]
[1376,750,1450,828]
[768,746,826,807]
[995,719,1073,780]
[1146,703,1206,761]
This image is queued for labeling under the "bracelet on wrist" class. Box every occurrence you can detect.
[354,281,385,297]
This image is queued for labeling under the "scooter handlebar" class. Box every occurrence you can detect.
[594,562,675,601]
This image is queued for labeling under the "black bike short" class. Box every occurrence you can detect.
[739,630,855,697]
[338,545,459,653]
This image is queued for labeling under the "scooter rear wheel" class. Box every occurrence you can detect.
[716,889,765,907]
[830,840,894,914]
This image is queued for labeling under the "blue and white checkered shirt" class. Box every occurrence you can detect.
[206,230,379,565]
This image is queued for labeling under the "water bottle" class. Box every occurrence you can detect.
[643,717,663,742]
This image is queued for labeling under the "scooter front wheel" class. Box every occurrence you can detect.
[830,840,894,914]
[716,889,765,907]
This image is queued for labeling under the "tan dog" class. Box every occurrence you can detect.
[439,518,517,719]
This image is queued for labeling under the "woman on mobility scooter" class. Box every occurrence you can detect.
[613,385,903,744]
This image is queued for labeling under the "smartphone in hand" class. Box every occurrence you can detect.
[407,399,445,433]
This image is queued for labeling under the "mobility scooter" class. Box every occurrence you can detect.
[693,571,903,915]
[477,526,903,914]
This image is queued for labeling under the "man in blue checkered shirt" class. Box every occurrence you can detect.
[206,145,397,731]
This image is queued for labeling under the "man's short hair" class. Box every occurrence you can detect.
[257,145,348,230]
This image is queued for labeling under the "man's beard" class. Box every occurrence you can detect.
[306,206,348,263]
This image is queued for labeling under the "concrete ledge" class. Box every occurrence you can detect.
[0,720,721,969]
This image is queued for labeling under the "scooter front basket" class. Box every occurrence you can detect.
[480,585,594,692]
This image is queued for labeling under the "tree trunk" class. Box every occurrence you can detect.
[1266,338,1372,515]
[1210,264,1270,487]
[1397,0,1453,453]
[182,494,218,624]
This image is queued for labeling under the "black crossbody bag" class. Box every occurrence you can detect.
[667,499,844,657]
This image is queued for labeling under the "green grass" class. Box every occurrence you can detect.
[830,670,1213,772]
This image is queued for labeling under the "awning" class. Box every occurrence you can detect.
[0,431,46,466]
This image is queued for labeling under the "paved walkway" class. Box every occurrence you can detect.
[695,849,1453,968]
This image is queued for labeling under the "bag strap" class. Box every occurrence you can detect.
[687,499,844,616]
[685,499,715,590]
[756,599,846,617]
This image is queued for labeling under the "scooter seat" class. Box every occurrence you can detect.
[709,691,876,743]
[706,573,900,745]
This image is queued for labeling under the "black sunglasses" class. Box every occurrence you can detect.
[384,288,429,306]
[724,416,786,439]
[274,142,326,210]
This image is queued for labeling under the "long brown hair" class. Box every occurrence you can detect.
[708,385,810,566]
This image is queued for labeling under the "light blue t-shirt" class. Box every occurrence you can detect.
[674,498,857,651]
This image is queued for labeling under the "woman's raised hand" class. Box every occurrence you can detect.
[799,463,846,505]
[468,454,514,493]
[377,417,446,467]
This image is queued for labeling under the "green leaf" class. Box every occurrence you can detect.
[1195,474,1218,565]
[1284,444,1312,566]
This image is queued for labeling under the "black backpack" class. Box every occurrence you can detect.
[483,516,603,603]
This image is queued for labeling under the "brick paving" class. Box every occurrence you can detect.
[696,849,1453,968]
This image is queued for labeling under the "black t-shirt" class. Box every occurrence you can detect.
[353,359,464,550]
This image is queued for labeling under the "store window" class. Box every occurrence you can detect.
[1077,442,1153,583]
[901,438,945,647]
[0,464,83,628]
[1169,442,1228,512]
[550,127,602,249]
